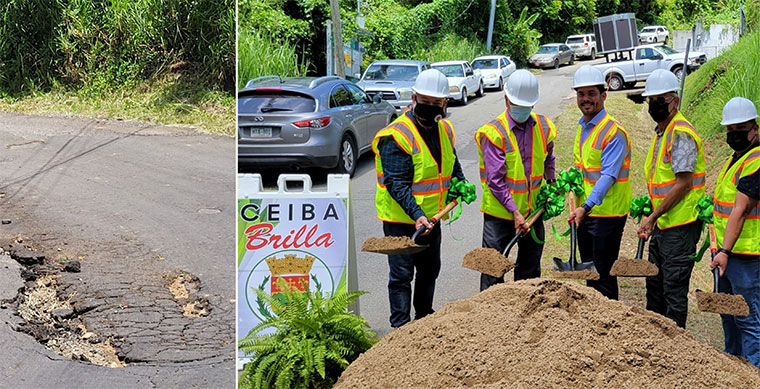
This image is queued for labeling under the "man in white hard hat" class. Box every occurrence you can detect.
[571,65,632,300]
[371,69,468,328]
[638,69,706,328]
[475,69,557,290]
[709,96,760,367]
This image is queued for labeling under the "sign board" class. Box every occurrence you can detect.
[236,174,357,369]
[593,13,639,54]
[326,20,363,79]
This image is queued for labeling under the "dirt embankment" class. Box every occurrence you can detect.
[336,279,760,388]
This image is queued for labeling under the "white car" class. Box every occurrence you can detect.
[565,34,597,59]
[431,60,484,105]
[639,25,669,44]
[470,55,516,90]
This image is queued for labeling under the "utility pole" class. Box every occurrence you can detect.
[486,0,497,52]
[330,0,346,77]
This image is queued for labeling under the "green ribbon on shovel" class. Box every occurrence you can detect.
[554,167,584,197]
[691,195,715,261]
[529,167,584,243]
[630,194,653,223]
[445,177,477,224]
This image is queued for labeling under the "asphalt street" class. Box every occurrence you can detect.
[0,114,235,387]
[347,58,607,337]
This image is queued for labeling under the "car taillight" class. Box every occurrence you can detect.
[584,42,588,46]
[293,117,331,128]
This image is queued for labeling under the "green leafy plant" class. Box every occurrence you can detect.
[238,284,377,389]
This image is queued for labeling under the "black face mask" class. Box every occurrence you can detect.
[648,99,671,123]
[727,130,756,152]
[413,103,444,128]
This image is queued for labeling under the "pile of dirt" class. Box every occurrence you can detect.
[551,269,600,280]
[361,236,418,253]
[695,290,750,316]
[462,248,514,277]
[610,257,659,277]
[336,279,760,388]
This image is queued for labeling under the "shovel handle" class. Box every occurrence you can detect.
[412,199,460,242]
[568,191,576,214]
[708,223,717,254]
[635,236,646,260]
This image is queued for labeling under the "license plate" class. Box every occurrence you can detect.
[248,127,273,138]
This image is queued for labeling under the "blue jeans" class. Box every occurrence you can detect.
[719,254,760,368]
[383,221,441,328]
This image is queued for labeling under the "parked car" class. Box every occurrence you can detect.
[565,34,597,59]
[470,55,516,90]
[529,44,575,69]
[431,60,484,105]
[356,60,430,114]
[639,25,669,44]
[593,44,707,91]
[238,75,397,176]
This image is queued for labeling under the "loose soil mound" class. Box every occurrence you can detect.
[361,236,422,254]
[610,257,659,277]
[462,248,514,277]
[336,280,760,388]
[551,269,600,280]
[695,290,750,316]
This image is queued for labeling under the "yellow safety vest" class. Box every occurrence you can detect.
[371,113,456,224]
[644,111,706,229]
[713,146,760,255]
[573,112,632,217]
[475,111,557,220]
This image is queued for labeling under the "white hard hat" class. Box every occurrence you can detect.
[412,69,449,99]
[505,69,539,107]
[721,97,759,125]
[641,69,680,97]
[572,65,606,89]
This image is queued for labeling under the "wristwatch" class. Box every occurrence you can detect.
[717,248,732,256]
[581,203,593,214]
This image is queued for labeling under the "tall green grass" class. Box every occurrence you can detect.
[682,30,760,138]
[413,33,487,63]
[0,0,234,94]
[237,29,310,89]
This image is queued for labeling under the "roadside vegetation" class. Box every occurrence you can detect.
[0,0,235,135]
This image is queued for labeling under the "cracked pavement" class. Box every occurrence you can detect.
[0,113,235,387]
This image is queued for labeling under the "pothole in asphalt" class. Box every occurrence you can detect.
[165,271,210,318]
[16,273,125,368]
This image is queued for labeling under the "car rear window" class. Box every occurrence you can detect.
[566,37,584,44]
[471,59,498,69]
[238,91,316,114]
[432,64,464,77]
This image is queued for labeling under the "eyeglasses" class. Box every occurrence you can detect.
[646,96,675,105]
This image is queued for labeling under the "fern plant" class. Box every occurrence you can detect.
[238,285,377,389]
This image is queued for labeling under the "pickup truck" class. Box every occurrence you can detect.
[593,44,708,91]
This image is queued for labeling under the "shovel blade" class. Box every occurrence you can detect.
[362,245,428,255]
[695,290,750,316]
[610,257,659,277]
[552,257,600,280]
[361,236,429,255]
[462,248,513,278]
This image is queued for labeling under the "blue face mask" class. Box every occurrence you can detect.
[508,104,532,123]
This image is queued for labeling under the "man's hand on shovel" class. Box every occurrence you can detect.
[572,206,586,226]
[710,251,728,277]
[637,216,656,240]
[513,211,528,233]
[415,216,434,236]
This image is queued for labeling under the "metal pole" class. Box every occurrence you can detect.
[330,0,346,77]
[486,0,496,52]
[678,39,690,110]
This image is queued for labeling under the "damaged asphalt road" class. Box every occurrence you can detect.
[0,113,235,387]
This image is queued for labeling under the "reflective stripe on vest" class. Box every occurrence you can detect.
[649,173,706,197]
[713,200,760,218]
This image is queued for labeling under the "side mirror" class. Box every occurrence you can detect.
[372,94,382,104]
[354,73,361,80]
[652,54,663,60]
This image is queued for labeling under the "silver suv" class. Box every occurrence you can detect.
[356,60,430,114]
[565,34,597,59]
[238,76,396,176]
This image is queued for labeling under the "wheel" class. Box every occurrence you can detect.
[460,87,468,105]
[335,134,357,177]
[476,82,484,97]
[553,59,560,69]
[589,49,595,59]
[607,74,624,91]
[570,55,575,65]
[672,66,684,81]
[498,77,503,91]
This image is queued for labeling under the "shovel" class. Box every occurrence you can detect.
[462,209,544,278]
[552,191,600,280]
[361,199,460,255]
[609,234,659,277]
[694,224,749,316]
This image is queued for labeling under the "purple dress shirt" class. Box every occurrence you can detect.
[482,112,556,213]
